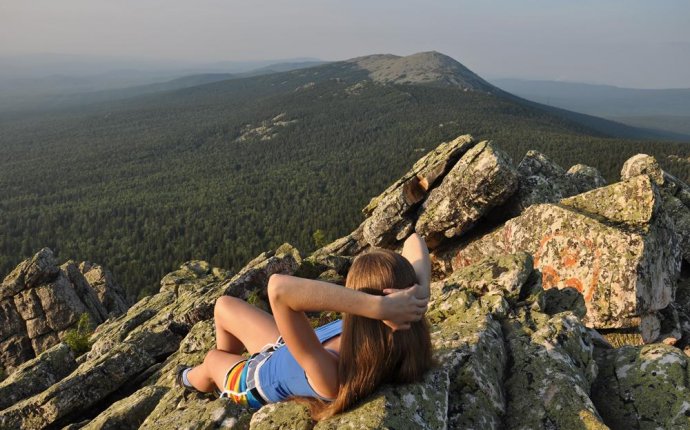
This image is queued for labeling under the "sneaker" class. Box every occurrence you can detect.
[175,364,223,399]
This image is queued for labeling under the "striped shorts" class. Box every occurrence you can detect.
[220,340,281,409]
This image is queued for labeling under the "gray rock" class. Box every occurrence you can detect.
[13,289,43,321]
[250,402,313,430]
[0,343,76,410]
[621,154,690,263]
[0,299,25,342]
[81,385,168,430]
[502,310,606,429]
[0,250,130,374]
[592,344,690,429]
[566,163,607,192]
[0,342,156,430]
[362,134,476,247]
[452,199,680,338]
[437,252,533,303]
[559,174,659,230]
[312,222,369,258]
[518,150,566,178]
[30,332,60,355]
[620,154,666,186]
[25,317,50,339]
[0,334,34,379]
[314,367,451,430]
[0,248,59,300]
[80,261,130,316]
[416,141,519,244]
[62,262,109,324]
[35,270,87,332]
[495,151,607,220]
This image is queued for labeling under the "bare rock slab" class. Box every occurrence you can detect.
[0,343,76,411]
[0,342,155,430]
[416,140,519,243]
[81,385,168,430]
[362,134,476,247]
[502,310,607,430]
[453,197,680,339]
[592,343,690,429]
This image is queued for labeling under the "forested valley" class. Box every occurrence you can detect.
[2,62,689,299]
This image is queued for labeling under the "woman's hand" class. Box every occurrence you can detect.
[379,284,429,331]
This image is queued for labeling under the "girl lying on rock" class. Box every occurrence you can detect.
[176,233,433,421]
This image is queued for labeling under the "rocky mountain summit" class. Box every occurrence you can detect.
[3,134,690,429]
[348,51,497,92]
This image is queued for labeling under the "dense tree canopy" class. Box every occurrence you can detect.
[2,65,689,300]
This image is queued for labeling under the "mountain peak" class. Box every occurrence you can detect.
[346,51,495,92]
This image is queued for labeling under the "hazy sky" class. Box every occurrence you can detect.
[1,0,689,88]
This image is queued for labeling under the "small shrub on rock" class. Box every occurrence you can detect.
[63,313,94,356]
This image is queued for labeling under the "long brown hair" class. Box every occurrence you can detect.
[294,248,434,421]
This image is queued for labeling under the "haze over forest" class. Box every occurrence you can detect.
[1,0,689,88]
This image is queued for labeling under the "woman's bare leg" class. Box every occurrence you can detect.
[185,296,281,393]
[213,295,281,354]
[187,349,244,392]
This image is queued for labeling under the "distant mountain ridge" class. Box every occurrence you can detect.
[493,78,690,138]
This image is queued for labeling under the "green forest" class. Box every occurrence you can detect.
[2,63,690,300]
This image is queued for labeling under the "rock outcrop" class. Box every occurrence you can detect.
[362,134,475,247]
[450,174,681,342]
[2,134,690,429]
[415,140,519,244]
[0,249,129,374]
[621,153,690,263]
[492,150,607,221]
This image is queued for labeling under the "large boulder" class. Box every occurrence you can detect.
[566,164,607,192]
[559,175,659,229]
[451,175,681,341]
[415,140,519,245]
[362,134,476,247]
[433,252,534,303]
[592,344,690,429]
[0,248,59,300]
[622,153,690,263]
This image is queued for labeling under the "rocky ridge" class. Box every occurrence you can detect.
[2,134,690,429]
[0,252,129,374]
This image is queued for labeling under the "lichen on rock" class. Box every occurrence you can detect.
[592,343,690,429]
[416,140,519,244]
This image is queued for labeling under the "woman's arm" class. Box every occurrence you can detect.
[267,274,427,398]
[400,233,431,299]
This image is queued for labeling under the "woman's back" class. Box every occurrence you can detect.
[257,319,343,402]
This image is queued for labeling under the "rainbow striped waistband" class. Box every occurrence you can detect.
[221,359,267,409]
